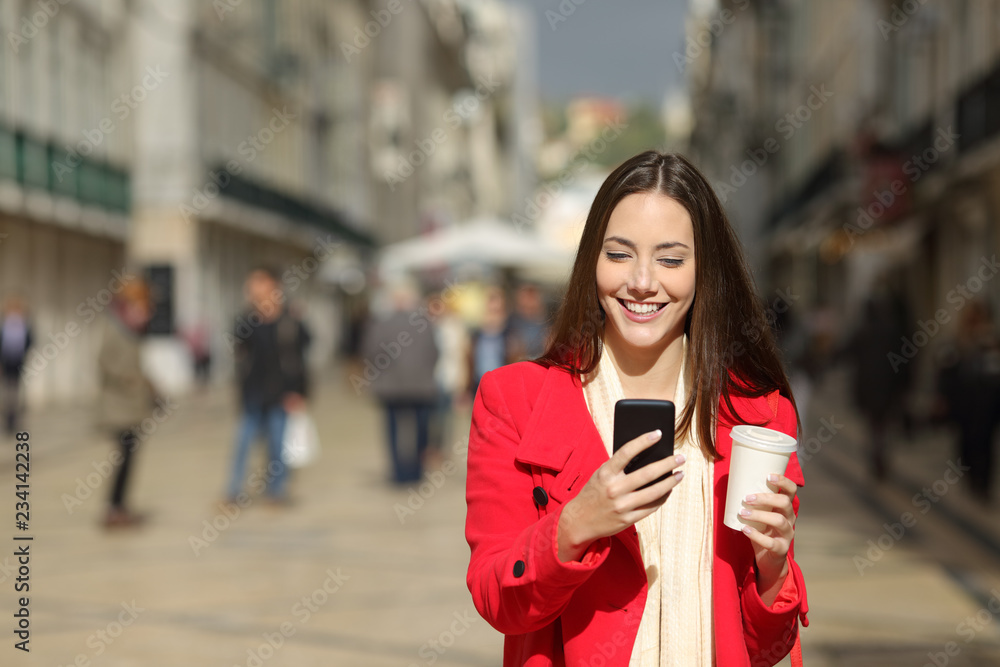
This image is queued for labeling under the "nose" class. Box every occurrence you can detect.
[628,261,655,295]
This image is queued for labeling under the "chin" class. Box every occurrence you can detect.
[611,324,671,349]
[626,335,672,350]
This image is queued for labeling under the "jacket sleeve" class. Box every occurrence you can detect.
[298,319,311,397]
[232,317,249,383]
[740,392,809,663]
[282,318,310,397]
[97,322,149,394]
[465,369,611,636]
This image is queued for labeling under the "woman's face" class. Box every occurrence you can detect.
[596,192,696,354]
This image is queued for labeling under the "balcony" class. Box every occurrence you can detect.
[0,123,129,214]
[210,166,376,249]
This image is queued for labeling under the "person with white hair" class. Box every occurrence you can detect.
[361,280,440,484]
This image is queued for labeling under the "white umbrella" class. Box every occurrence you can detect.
[379,217,575,280]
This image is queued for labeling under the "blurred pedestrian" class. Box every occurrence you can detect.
[342,299,368,361]
[430,292,469,455]
[226,267,310,505]
[362,281,439,484]
[774,305,813,431]
[844,292,912,481]
[508,282,550,361]
[96,278,158,528]
[468,286,515,399]
[937,300,1000,503]
[0,296,32,434]
[182,320,212,388]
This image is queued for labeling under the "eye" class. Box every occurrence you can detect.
[604,251,630,261]
[658,258,684,267]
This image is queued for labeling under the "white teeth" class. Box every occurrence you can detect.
[623,300,661,315]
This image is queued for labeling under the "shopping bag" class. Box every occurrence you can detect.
[282,411,320,468]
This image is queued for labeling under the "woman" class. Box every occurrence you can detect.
[465,152,808,666]
[97,278,158,528]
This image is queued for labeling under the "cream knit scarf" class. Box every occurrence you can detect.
[582,337,714,667]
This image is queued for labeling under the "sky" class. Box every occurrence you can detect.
[502,0,691,105]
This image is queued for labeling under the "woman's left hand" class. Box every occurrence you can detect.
[739,473,797,602]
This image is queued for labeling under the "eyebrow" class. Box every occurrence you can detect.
[603,236,691,251]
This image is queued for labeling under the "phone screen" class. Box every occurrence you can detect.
[613,399,676,488]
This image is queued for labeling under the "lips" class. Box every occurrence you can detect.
[617,298,666,319]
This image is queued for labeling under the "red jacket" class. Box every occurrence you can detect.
[465,361,809,666]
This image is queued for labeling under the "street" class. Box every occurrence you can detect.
[4,369,499,667]
[4,364,1000,666]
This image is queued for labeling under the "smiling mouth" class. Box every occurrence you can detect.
[618,298,667,315]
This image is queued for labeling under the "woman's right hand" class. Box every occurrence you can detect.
[557,430,685,562]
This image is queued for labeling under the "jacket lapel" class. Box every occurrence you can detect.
[513,365,608,487]
[513,365,645,570]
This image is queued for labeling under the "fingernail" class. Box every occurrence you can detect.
[675,454,686,464]
[648,429,662,441]
[739,508,752,517]
[745,494,757,503]
[742,525,754,535]
[674,470,684,480]
[768,473,779,482]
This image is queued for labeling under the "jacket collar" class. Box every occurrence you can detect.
[514,365,608,474]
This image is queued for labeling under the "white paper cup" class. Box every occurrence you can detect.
[723,425,797,531]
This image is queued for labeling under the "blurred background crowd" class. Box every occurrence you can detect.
[0,0,999,665]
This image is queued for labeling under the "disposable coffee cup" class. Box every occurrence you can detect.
[723,425,797,531]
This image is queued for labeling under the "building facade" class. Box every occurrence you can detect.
[366,0,522,244]
[689,0,1000,404]
[0,0,134,404]
[0,0,525,405]
[128,0,375,392]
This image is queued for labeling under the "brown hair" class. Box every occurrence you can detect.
[116,277,151,307]
[536,151,797,459]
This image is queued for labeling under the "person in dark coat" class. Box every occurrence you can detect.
[0,296,32,434]
[845,292,912,480]
[226,267,310,504]
[362,282,440,484]
[937,300,1000,502]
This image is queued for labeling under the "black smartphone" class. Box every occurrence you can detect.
[613,399,676,489]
